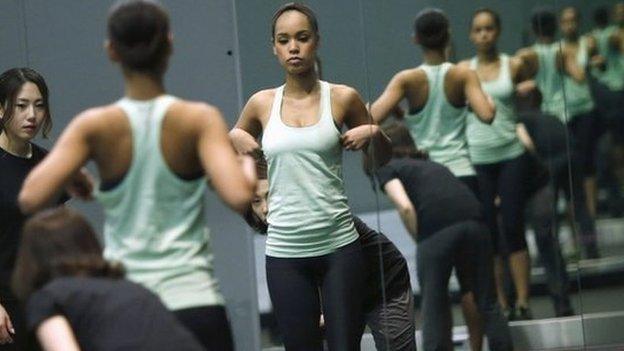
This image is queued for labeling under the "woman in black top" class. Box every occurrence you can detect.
[0,68,90,350]
[376,122,512,351]
[12,207,203,351]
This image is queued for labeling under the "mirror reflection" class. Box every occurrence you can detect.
[2,0,624,350]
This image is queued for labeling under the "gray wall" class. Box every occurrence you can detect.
[0,1,260,350]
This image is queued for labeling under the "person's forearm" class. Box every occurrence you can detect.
[365,126,392,170]
[398,206,417,239]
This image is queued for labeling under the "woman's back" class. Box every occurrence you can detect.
[377,157,482,240]
[403,64,473,177]
[26,277,204,351]
[93,95,223,310]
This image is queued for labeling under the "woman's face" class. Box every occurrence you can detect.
[272,10,318,75]
[252,179,269,223]
[560,9,579,39]
[1,82,46,142]
[470,12,499,52]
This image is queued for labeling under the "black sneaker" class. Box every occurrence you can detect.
[503,307,516,321]
[516,306,533,321]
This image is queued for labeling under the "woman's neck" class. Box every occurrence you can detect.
[536,36,554,44]
[123,73,165,100]
[422,50,446,65]
[564,34,579,43]
[477,47,499,63]
[284,69,319,98]
[0,132,31,157]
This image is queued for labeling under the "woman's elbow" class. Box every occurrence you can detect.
[481,106,496,125]
[18,189,39,215]
[227,184,255,215]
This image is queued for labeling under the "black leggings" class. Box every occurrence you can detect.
[475,153,529,254]
[568,111,600,177]
[174,305,234,351]
[266,240,365,351]
[417,220,512,351]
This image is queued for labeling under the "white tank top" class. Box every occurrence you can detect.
[262,81,358,258]
[95,95,223,310]
[404,63,475,177]
[466,54,524,164]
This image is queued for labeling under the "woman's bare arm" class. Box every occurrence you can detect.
[19,110,96,214]
[197,104,256,215]
[229,93,265,156]
[461,67,495,124]
[384,179,417,238]
[340,86,392,169]
[370,72,408,124]
[36,316,80,351]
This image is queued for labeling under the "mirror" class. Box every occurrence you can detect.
[233,0,385,349]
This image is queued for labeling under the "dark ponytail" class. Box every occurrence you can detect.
[107,0,171,77]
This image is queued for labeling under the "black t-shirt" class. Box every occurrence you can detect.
[26,277,203,351]
[376,158,482,240]
[0,144,48,300]
[353,216,410,312]
[518,110,568,163]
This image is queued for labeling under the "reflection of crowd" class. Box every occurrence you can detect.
[369,3,624,350]
[1,1,624,351]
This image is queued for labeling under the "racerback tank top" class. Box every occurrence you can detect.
[534,43,566,122]
[262,81,358,258]
[466,54,525,164]
[95,95,223,310]
[404,63,475,177]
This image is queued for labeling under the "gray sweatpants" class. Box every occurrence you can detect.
[364,286,416,351]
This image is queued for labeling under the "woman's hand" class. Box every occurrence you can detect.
[341,124,379,151]
[0,303,15,345]
[516,80,537,97]
[229,128,262,157]
[66,168,95,200]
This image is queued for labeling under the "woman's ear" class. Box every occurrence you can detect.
[104,40,120,62]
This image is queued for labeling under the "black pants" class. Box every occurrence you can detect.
[417,220,512,351]
[475,153,529,254]
[266,240,365,351]
[525,185,573,316]
[458,175,480,199]
[550,156,598,255]
[568,111,600,177]
[174,305,234,351]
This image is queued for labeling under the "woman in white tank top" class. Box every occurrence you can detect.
[229,4,391,350]
[18,1,255,350]
[459,8,536,322]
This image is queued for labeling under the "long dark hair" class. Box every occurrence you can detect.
[12,207,124,300]
[381,121,429,160]
[244,156,268,234]
[107,0,171,78]
[0,67,52,138]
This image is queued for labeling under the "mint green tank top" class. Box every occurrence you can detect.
[95,95,223,310]
[591,26,624,91]
[562,37,595,117]
[404,63,475,177]
[466,54,525,164]
[262,81,358,258]
[534,43,567,122]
